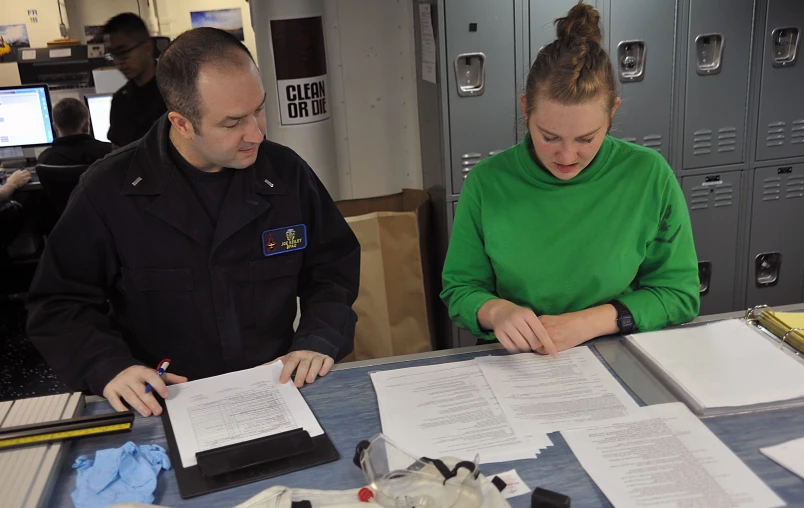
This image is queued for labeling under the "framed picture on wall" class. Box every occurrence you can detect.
[0,24,30,62]
[190,8,245,41]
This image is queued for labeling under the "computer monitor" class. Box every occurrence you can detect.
[0,84,54,149]
[84,94,113,143]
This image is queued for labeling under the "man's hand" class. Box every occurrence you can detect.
[535,305,620,354]
[276,350,334,388]
[103,365,188,417]
[7,170,31,189]
[478,299,559,356]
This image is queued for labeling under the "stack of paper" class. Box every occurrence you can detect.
[476,349,640,435]
[370,347,642,464]
[627,319,804,411]
[371,361,550,463]
[759,311,804,354]
[562,403,785,508]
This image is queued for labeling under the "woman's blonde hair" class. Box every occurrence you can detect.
[524,1,617,115]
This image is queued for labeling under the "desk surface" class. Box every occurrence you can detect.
[49,310,804,508]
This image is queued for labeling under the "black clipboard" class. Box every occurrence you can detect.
[160,400,340,499]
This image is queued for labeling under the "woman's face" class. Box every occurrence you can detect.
[521,94,620,181]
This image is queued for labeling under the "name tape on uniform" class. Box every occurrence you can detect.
[263,224,308,257]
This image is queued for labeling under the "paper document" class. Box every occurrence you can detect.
[476,349,640,434]
[418,4,437,84]
[628,319,804,408]
[761,437,804,480]
[165,362,323,468]
[562,403,785,508]
[370,361,550,464]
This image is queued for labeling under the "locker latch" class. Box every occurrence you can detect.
[695,33,724,75]
[755,252,782,288]
[771,27,799,68]
[454,52,486,97]
[698,262,712,295]
[617,40,646,82]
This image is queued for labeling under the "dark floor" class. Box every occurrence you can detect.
[0,299,71,401]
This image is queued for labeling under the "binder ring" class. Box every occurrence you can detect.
[780,327,804,350]
[745,304,774,323]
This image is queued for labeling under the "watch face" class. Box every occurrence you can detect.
[619,315,634,331]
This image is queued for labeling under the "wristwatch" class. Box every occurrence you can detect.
[610,300,636,334]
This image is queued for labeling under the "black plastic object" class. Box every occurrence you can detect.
[161,403,339,499]
[196,428,314,477]
[531,487,571,508]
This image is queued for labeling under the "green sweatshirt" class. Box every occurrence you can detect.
[441,135,700,340]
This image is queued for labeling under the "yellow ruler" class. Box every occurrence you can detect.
[0,422,132,449]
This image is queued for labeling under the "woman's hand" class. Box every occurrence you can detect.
[535,305,619,354]
[478,299,558,355]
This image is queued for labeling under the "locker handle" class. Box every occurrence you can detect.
[617,40,646,82]
[698,261,712,295]
[755,252,781,288]
[695,33,724,75]
[454,52,486,97]
[771,27,799,68]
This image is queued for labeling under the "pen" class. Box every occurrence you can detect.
[145,358,171,394]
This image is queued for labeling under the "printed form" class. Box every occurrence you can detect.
[476,348,641,434]
[562,403,785,508]
[165,361,323,468]
[370,361,551,464]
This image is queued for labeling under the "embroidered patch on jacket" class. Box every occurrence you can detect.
[262,224,307,257]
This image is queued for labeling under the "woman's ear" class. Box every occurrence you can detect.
[519,94,529,123]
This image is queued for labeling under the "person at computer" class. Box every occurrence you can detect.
[37,98,112,166]
[441,2,700,355]
[26,28,361,419]
[102,13,167,149]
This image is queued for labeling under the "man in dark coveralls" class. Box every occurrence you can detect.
[26,28,360,418]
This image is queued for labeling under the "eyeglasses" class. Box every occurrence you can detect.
[104,41,148,62]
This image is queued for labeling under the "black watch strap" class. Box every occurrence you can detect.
[611,300,636,334]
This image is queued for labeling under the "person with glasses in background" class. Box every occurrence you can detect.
[103,13,167,149]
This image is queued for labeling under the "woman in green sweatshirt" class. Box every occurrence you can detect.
[441,2,700,355]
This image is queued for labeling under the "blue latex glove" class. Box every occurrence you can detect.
[71,441,171,508]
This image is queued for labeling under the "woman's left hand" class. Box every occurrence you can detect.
[534,305,620,354]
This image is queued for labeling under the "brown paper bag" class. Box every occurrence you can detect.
[336,189,435,361]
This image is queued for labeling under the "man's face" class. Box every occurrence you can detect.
[189,56,267,170]
[103,32,153,82]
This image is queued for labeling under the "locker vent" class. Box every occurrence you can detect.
[693,129,712,155]
[460,152,482,180]
[642,134,662,154]
[689,182,733,210]
[786,175,804,200]
[762,176,781,202]
[717,127,736,153]
[766,121,785,147]
[623,136,637,144]
[713,185,733,207]
[792,119,804,145]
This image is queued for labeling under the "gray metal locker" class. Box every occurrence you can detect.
[746,163,804,307]
[445,0,517,195]
[755,0,804,162]
[609,0,676,161]
[682,0,754,170]
[529,0,601,61]
[682,171,742,315]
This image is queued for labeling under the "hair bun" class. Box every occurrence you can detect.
[555,1,603,45]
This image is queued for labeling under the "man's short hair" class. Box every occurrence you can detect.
[102,13,150,40]
[52,98,89,134]
[156,27,255,129]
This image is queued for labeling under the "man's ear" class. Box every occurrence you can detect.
[168,112,196,139]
